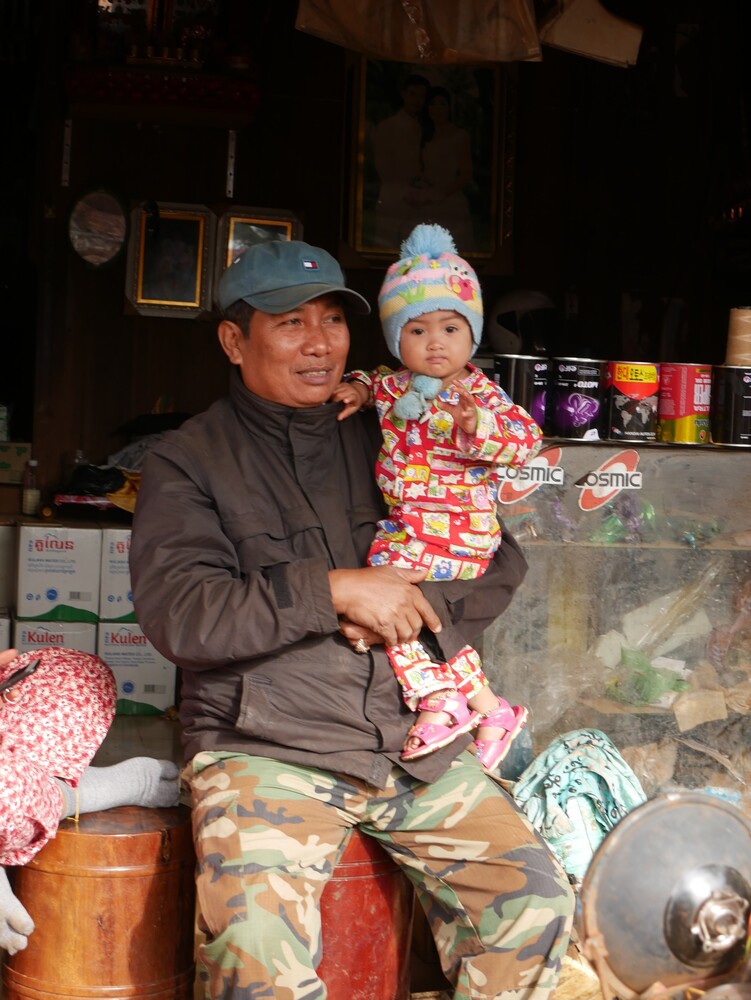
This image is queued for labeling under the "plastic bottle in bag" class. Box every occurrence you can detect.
[22,459,40,516]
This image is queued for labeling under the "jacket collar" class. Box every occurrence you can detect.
[228,369,340,447]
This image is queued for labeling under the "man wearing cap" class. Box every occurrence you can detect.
[130,239,573,1000]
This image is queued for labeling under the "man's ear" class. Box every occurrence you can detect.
[217,320,244,365]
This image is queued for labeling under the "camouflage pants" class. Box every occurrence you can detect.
[187,750,574,1000]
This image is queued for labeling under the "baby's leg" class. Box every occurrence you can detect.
[386,641,477,758]
[386,640,454,711]
[401,688,481,760]
[447,646,529,773]
[472,700,529,772]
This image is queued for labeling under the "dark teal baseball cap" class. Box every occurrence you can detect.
[217,240,371,315]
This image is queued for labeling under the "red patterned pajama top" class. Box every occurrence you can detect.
[348,363,542,579]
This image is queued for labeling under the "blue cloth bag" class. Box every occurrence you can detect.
[512,728,647,882]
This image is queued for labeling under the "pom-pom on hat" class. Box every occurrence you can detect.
[378,224,483,362]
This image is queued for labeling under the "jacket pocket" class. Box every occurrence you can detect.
[234,645,365,751]
[223,502,326,569]
[235,672,275,740]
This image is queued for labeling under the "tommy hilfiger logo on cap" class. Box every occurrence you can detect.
[302,259,319,270]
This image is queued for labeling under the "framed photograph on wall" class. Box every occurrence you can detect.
[125,202,214,318]
[347,58,516,270]
[215,208,303,285]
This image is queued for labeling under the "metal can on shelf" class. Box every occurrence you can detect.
[548,357,607,440]
[710,364,751,446]
[494,354,549,432]
[656,363,711,444]
[604,361,660,441]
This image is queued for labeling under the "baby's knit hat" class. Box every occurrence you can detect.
[378,223,483,362]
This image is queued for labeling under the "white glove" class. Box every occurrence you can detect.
[0,866,34,955]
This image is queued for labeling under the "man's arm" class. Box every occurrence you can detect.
[131,447,441,669]
[131,447,340,669]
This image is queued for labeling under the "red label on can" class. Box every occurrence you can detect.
[606,362,659,400]
[605,361,660,441]
[657,363,712,444]
[658,364,711,417]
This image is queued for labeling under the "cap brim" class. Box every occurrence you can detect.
[242,282,371,315]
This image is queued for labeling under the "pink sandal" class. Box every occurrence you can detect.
[473,704,528,772]
[401,691,481,761]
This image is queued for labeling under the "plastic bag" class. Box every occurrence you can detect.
[295,0,541,64]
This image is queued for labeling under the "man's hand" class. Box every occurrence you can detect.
[0,867,34,955]
[338,618,383,651]
[436,381,478,435]
[331,380,369,421]
[329,566,442,647]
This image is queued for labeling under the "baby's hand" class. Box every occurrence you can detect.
[332,380,368,421]
[436,381,478,434]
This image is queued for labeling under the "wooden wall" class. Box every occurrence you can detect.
[4,0,750,496]
[27,2,365,490]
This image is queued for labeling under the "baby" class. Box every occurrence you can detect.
[333,223,542,769]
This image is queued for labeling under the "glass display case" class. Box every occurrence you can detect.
[483,441,751,802]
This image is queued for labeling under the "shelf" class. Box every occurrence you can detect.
[520,538,751,551]
[483,440,751,801]
[537,436,751,453]
[65,64,261,127]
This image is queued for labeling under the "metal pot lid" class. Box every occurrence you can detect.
[580,792,751,995]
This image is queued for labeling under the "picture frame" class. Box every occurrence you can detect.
[346,58,516,270]
[125,201,214,318]
[215,208,303,286]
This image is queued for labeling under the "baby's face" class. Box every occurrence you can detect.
[400,310,473,386]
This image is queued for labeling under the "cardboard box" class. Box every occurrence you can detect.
[0,443,31,484]
[0,521,18,609]
[0,486,22,515]
[13,618,98,654]
[99,527,136,622]
[16,522,101,621]
[97,622,176,714]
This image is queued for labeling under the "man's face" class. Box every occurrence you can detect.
[220,294,350,408]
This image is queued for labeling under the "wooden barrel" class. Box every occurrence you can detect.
[317,829,413,1000]
[2,805,195,1000]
